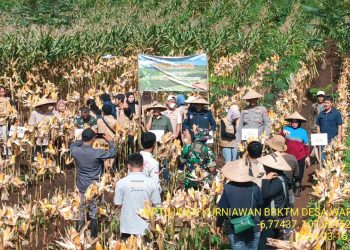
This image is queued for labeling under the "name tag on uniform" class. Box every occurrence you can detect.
[9,126,27,138]
[311,133,328,146]
[242,128,259,140]
[149,130,164,142]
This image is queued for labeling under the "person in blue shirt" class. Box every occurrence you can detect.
[316,95,343,144]
[182,97,216,142]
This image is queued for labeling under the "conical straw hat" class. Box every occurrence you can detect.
[266,135,288,152]
[34,98,57,108]
[284,111,307,122]
[186,97,210,105]
[257,152,292,171]
[145,101,167,111]
[222,158,260,182]
[242,89,263,100]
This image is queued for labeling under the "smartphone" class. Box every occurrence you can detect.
[95,133,105,139]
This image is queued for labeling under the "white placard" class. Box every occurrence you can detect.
[311,133,328,146]
[149,130,165,142]
[8,126,27,138]
[206,131,214,144]
[242,128,259,140]
[75,129,84,140]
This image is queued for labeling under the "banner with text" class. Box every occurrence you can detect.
[138,54,208,92]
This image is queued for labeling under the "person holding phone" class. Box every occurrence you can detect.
[70,128,116,238]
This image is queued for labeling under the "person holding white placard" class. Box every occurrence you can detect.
[145,102,173,137]
[281,112,310,197]
[0,86,14,157]
[29,97,58,156]
[236,89,271,144]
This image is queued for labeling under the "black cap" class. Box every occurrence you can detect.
[82,128,96,142]
[114,94,125,101]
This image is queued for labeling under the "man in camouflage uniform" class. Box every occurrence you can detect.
[311,91,325,132]
[74,107,97,129]
[236,89,271,143]
[180,129,217,189]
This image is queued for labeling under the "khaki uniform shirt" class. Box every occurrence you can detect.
[97,115,117,138]
[236,106,271,142]
[0,97,11,126]
[162,108,182,132]
[29,110,59,146]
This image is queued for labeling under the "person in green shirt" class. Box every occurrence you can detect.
[145,102,173,134]
[180,129,217,189]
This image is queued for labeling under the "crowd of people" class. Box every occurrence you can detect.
[0,85,343,249]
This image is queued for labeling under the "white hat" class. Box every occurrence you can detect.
[316,91,325,97]
[167,95,176,101]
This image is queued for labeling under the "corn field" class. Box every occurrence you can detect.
[0,0,350,249]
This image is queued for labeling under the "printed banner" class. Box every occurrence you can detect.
[138,54,208,92]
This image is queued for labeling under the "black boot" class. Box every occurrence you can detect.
[90,218,98,238]
[76,220,85,232]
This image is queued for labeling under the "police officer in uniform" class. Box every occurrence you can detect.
[236,89,271,143]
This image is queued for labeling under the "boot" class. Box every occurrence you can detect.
[90,218,98,238]
[76,220,85,232]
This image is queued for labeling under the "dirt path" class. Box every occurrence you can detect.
[293,41,341,225]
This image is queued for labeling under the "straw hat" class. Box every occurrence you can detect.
[284,111,307,122]
[257,152,291,171]
[34,97,57,108]
[242,89,264,100]
[266,135,287,152]
[145,101,167,111]
[222,159,260,182]
[185,96,196,103]
[186,97,210,105]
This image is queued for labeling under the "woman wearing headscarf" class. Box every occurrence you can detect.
[216,159,263,250]
[220,105,240,162]
[125,92,140,116]
[281,112,310,197]
[86,99,102,120]
[257,152,293,248]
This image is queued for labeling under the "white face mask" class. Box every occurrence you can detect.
[169,103,176,109]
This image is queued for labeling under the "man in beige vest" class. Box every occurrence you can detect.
[162,95,182,139]
[97,104,117,171]
[220,105,240,162]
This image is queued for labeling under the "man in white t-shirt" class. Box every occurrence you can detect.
[162,95,182,139]
[114,153,161,240]
[140,132,161,189]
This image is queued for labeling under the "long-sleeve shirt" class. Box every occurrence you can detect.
[103,101,117,118]
[216,182,262,234]
[70,140,117,193]
[236,106,271,142]
[282,126,310,160]
[182,108,216,140]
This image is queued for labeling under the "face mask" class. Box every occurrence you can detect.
[169,103,176,109]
